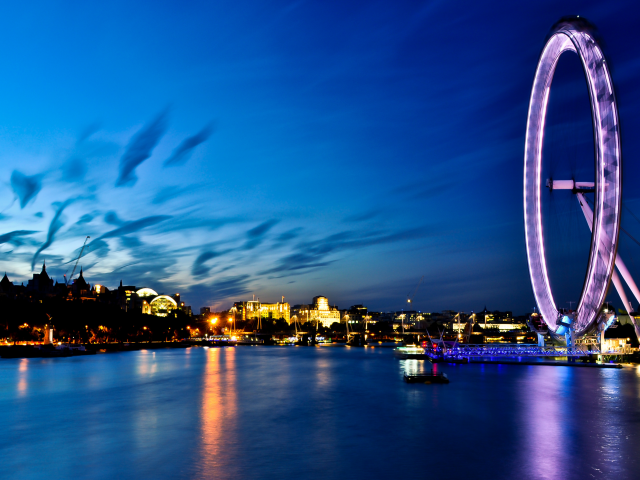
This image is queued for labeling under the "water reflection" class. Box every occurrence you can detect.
[17,358,28,397]
[133,351,160,452]
[314,358,330,388]
[520,367,567,478]
[597,369,625,474]
[400,358,430,375]
[136,350,157,378]
[200,347,236,469]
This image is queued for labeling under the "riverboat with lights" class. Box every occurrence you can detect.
[393,345,426,359]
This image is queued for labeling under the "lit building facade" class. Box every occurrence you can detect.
[233,299,290,323]
[293,296,340,328]
[132,287,180,317]
[149,295,178,317]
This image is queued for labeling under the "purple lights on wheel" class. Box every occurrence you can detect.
[524,19,622,337]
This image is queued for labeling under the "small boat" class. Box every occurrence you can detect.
[394,345,426,359]
[403,372,449,384]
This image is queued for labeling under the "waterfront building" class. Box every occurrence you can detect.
[149,295,179,317]
[341,305,379,325]
[393,310,422,325]
[26,261,54,295]
[0,267,188,321]
[117,281,137,311]
[0,273,15,298]
[131,287,180,317]
[233,299,290,323]
[478,308,524,332]
[376,312,394,323]
[69,268,94,300]
[293,296,340,328]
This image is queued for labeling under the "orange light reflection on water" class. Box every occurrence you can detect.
[136,350,157,377]
[17,358,28,397]
[200,347,236,468]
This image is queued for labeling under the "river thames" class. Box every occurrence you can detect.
[1,346,639,479]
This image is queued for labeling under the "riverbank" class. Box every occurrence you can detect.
[0,341,198,358]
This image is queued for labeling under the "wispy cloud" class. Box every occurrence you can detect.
[119,236,143,249]
[186,275,252,307]
[276,228,303,242]
[0,230,38,247]
[393,178,457,201]
[116,109,169,187]
[261,227,429,275]
[31,199,74,270]
[76,213,95,225]
[83,238,110,260]
[104,211,124,226]
[62,238,110,265]
[164,124,214,167]
[78,122,101,143]
[343,209,382,223]
[11,171,43,208]
[96,215,172,240]
[151,185,193,205]
[244,219,279,250]
[98,242,181,287]
[61,157,87,183]
[191,250,220,277]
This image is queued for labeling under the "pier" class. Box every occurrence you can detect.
[398,342,636,367]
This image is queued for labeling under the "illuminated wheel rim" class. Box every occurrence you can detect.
[524,19,622,336]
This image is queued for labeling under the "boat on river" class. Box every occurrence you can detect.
[393,345,426,359]
[403,372,449,384]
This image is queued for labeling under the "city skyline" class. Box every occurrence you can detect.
[2,1,640,314]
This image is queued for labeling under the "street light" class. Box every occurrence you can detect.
[364,315,371,340]
[228,318,233,335]
[208,317,218,339]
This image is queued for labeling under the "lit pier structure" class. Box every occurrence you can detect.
[397,336,633,365]
[415,313,630,363]
[424,343,601,361]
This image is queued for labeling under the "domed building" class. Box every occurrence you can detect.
[135,288,180,317]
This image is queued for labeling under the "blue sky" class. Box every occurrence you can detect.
[1,0,640,314]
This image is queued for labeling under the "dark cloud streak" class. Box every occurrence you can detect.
[0,230,38,246]
[260,227,429,275]
[164,124,214,167]
[96,215,172,240]
[11,171,43,208]
[116,109,169,187]
[31,200,74,270]
[244,219,279,250]
[192,250,220,277]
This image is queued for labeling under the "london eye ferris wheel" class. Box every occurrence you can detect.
[523,17,630,338]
